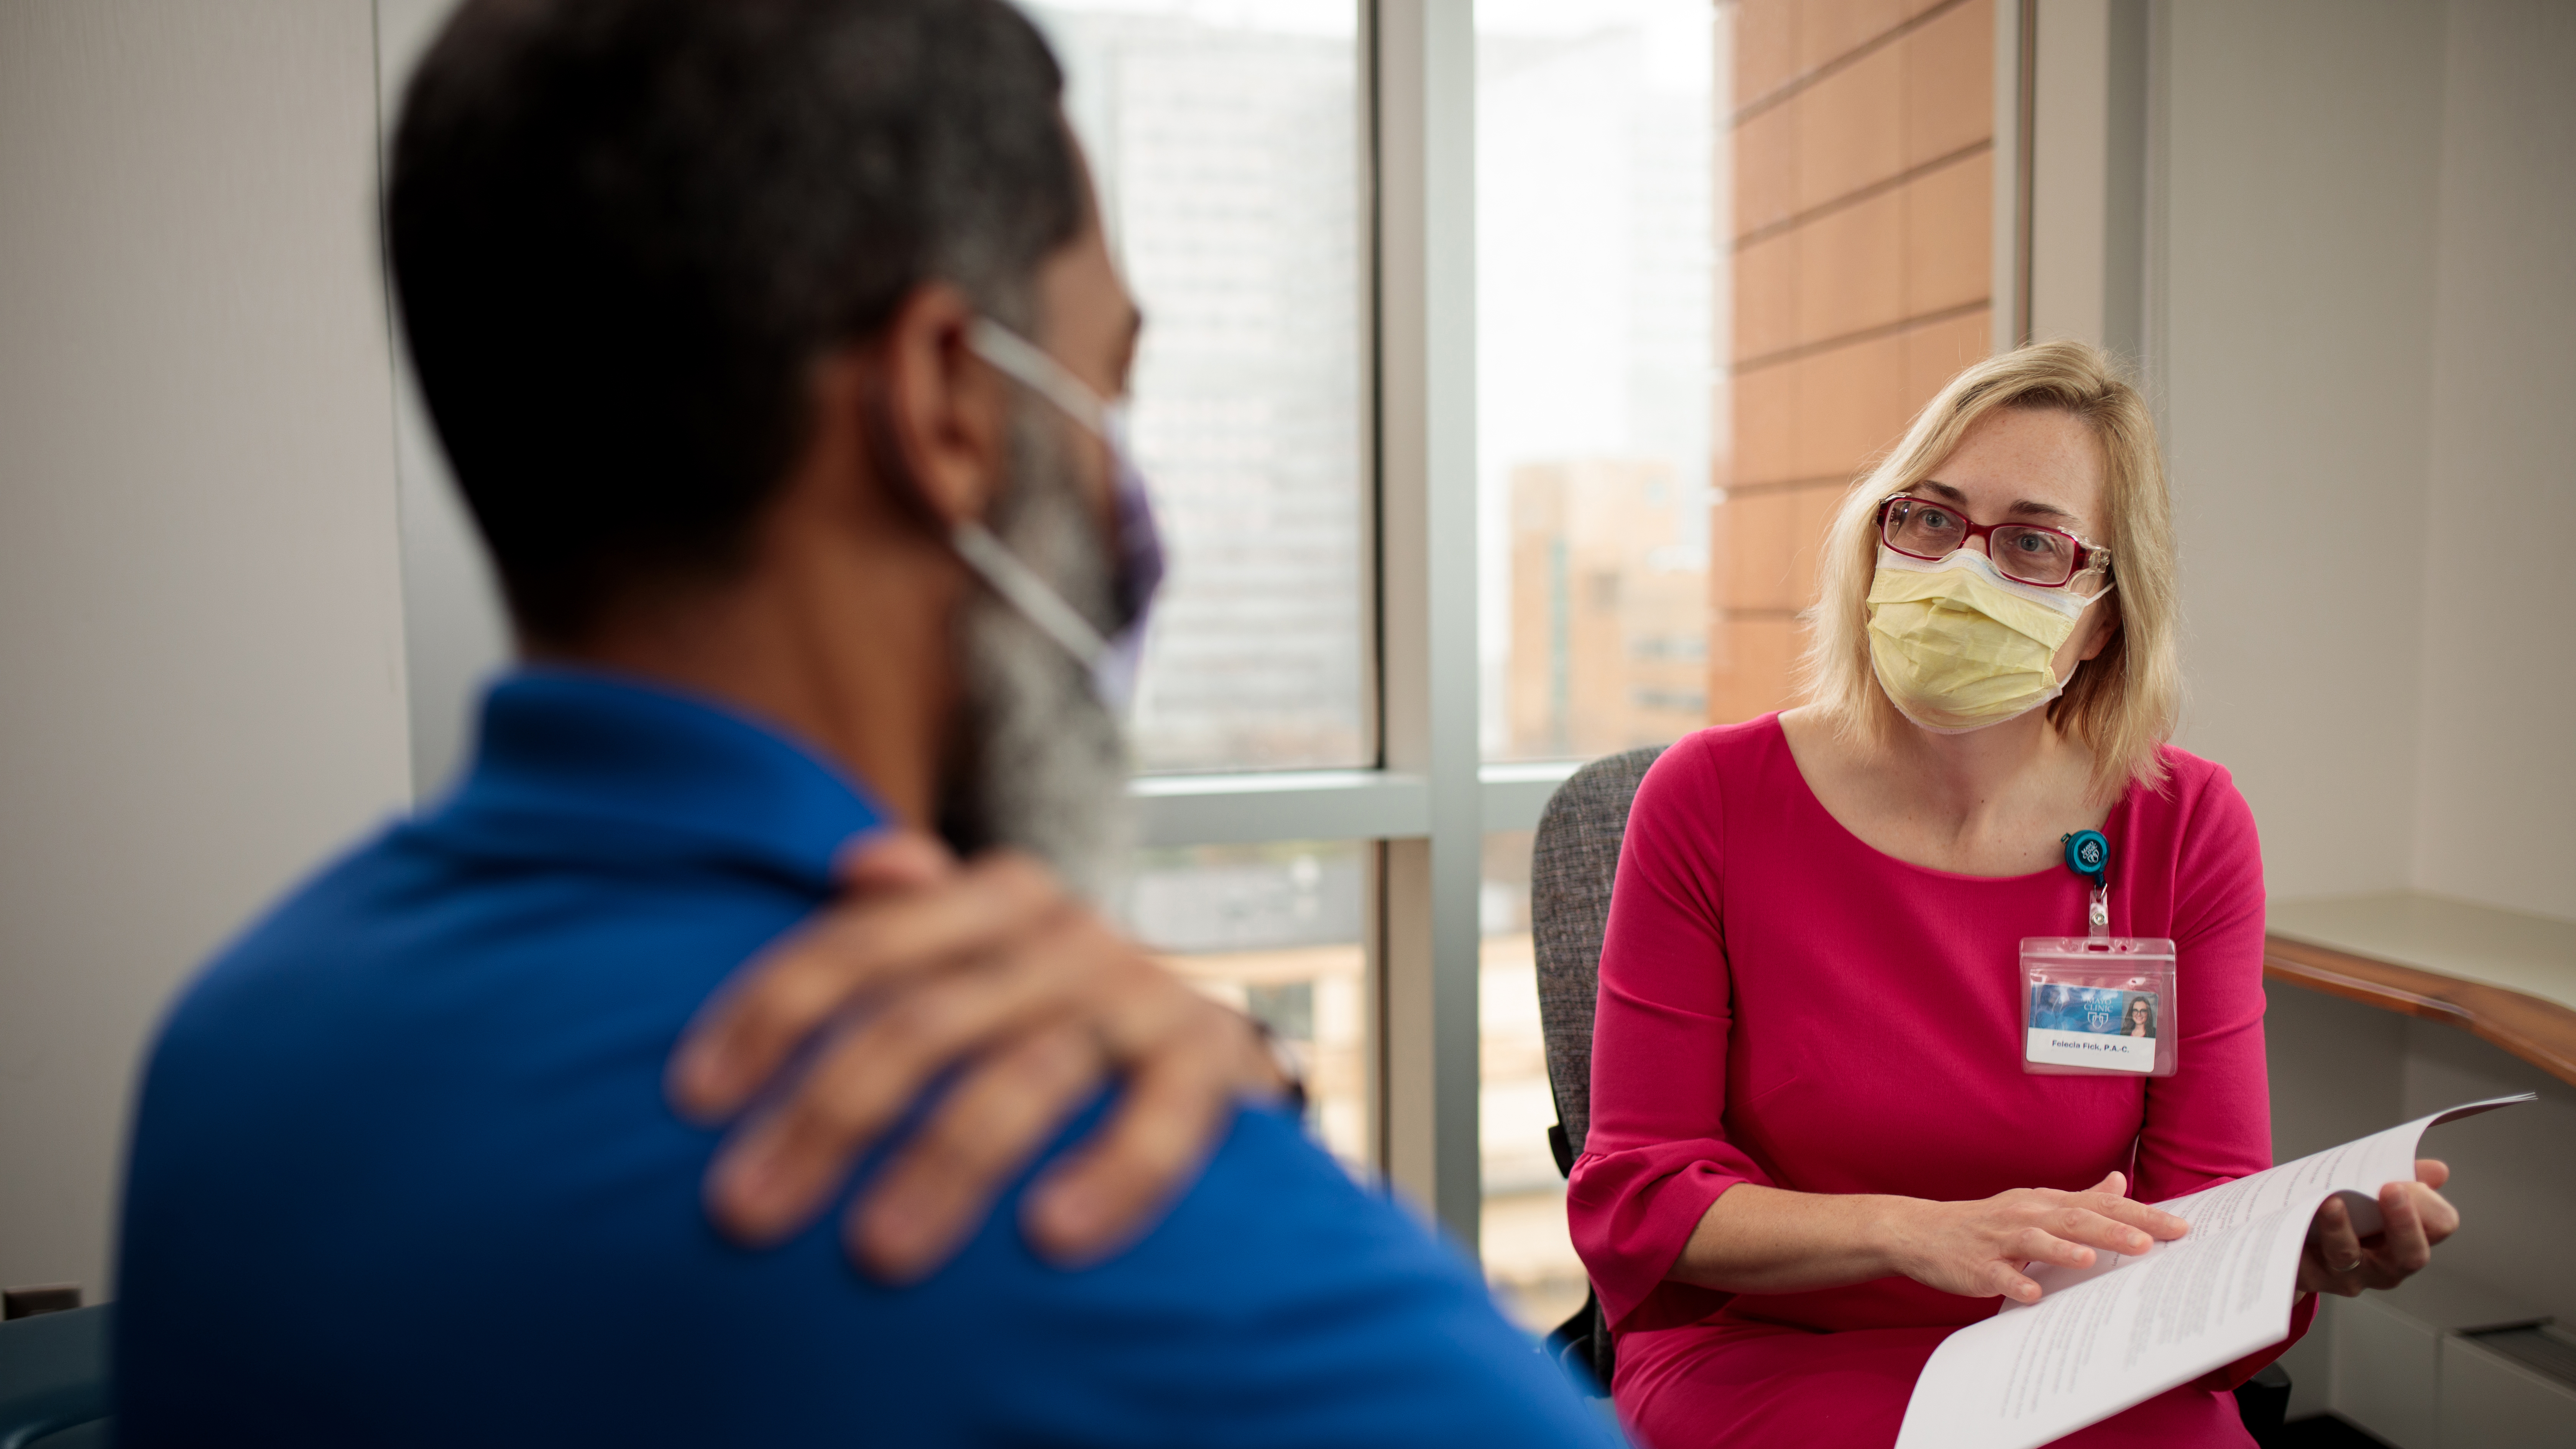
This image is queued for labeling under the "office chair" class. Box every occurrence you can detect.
[0,1304,110,1449]
[1524,742,2295,1439]
[1531,743,1668,1397]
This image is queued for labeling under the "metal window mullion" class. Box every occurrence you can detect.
[1368,0,1481,1250]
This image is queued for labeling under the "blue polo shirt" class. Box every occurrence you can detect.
[114,671,1616,1446]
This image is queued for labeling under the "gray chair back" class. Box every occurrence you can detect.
[1531,743,1667,1160]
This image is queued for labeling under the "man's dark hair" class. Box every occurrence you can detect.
[389,0,1083,640]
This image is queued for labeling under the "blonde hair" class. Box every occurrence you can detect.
[1796,340,2180,800]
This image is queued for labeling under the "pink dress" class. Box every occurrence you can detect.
[1567,716,2312,1449]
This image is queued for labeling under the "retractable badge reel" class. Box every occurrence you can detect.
[2020,829,2177,1077]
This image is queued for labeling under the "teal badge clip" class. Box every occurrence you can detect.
[2062,829,2111,938]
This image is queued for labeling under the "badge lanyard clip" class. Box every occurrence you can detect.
[2063,829,2111,940]
[2025,828,2174,1077]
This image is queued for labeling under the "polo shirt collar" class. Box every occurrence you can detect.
[419,667,889,892]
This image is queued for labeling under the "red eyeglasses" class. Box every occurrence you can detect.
[1876,495,2111,589]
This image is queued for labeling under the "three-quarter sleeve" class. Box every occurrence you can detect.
[1566,736,1772,1331]
[2129,758,2318,1386]
[2132,761,2272,1203]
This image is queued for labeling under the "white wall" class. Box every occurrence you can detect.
[376,0,510,802]
[2153,0,2452,901]
[0,1,411,1297]
[2410,0,2576,922]
[2144,0,2574,915]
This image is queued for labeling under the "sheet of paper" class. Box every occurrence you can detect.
[1893,1095,2532,1449]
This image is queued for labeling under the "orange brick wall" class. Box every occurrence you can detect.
[1710,0,1995,723]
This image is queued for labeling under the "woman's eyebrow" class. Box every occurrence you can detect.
[1916,480,2083,525]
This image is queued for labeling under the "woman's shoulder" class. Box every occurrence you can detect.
[2131,742,2260,863]
[1640,713,1789,793]
[2139,743,2246,813]
[1616,714,1792,840]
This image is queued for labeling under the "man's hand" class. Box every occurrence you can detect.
[1889,1171,2188,1304]
[2298,1159,2458,1297]
[665,830,1290,1281]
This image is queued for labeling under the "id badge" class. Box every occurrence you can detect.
[2021,936,2176,1077]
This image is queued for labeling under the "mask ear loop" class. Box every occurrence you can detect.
[950,521,1110,668]
[951,318,1136,677]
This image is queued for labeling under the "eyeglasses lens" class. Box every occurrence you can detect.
[1882,501,2076,586]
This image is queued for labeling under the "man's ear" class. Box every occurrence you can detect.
[866,282,1008,532]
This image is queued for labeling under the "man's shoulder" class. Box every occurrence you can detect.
[163,815,813,1048]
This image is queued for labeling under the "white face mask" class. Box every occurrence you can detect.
[955,319,1165,713]
[1865,545,2113,734]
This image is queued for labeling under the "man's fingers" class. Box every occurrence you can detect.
[2414,1158,2451,1192]
[846,1024,1107,1282]
[670,854,1067,1117]
[706,922,1117,1241]
[836,830,958,892]
[1024,1030,1237,1263]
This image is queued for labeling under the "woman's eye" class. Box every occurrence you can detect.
[1917,509,1953,531]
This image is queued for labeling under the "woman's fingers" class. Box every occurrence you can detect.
[669,851,1066,1118]
[2015,1225,2099,1270]
[2068,1191,2188,1244]
[2031,1208,2138,1260]
[2373,1181,2434,1280]
[845,1022,1107,1281]
[2308,1195,2364,1293]
[2409,1180,2460,1245]
[1992,1261,2045,1304]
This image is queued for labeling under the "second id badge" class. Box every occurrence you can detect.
[2021,936,2176,1076]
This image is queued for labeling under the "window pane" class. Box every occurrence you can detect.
[1478,2,1720,762]
[1478,829,1587,1333]
[1032,3,1370,773]
[1118,840,1369,1169]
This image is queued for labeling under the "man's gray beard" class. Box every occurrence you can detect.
[939,403,1133,901]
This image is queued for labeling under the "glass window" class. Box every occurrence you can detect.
[1030,2,1371,774]
[1477,0,1720,763]
[1118,840,1370,1168]
[1477,829,1587,1333]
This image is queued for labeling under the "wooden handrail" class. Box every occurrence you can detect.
[2264,934,2576,1090]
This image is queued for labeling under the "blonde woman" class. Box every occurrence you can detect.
[1568,342,2459,1447]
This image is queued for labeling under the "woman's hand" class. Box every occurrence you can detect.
[665,830,1290,1282]
[2298,1160,2458,1297]
[1887,1171,2188,1304]
[1668,1172,2185,1301]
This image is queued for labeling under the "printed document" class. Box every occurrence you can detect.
[1894,1094,2533,1449]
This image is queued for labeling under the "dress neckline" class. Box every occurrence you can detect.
[1752,711,2134,887]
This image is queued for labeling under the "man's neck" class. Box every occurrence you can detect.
[533,531,962,833]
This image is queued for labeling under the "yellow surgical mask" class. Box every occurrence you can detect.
[1865,547,2112,734]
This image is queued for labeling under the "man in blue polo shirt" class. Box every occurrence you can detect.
[110,1,1619,1444]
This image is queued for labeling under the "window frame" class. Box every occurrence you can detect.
[1123,0,1536,1250]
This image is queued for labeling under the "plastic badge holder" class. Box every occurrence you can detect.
[2020,936,2177,1077]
